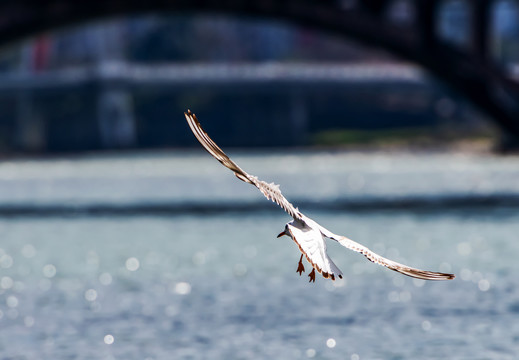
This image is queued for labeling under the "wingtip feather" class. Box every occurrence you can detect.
[397,268,455,281]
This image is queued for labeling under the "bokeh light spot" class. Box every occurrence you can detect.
[24,316,35,327]
[1,276,13,289]
[478,279,490,292]
[0,255,13,269]
[6,295,18,308]
[306,348,316,358]
[43,264,57,278]
[326,338,336,348]
[125,257,140,271]
[422,320,432,331]
[104,334,114,345]
[233,263,248,277]
[84,289,98,302]
[174,282,191,295]
[99,273,113,286]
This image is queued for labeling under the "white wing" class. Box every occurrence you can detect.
[287,220,343,281]
[317,223,455,281]
[186,109,455,282]
[185,110,302,221]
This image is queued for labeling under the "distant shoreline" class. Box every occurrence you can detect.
[0,133,516,162]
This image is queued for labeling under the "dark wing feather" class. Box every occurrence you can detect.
[185,110,303,220]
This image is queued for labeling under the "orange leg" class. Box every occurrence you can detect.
[308,268,316,283]
[296,254,305,275]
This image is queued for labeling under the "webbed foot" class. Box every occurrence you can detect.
[296,254,305,275]
[308,268,316,283]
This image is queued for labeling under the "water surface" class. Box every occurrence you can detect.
[0,150,518,359]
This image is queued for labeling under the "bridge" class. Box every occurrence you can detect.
[1,61,441,150]
[0,0,518,146]
[0,62,429,92]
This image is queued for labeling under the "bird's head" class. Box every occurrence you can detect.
[277,224,291,239]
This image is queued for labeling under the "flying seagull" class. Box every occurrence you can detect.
[185,110,455,282]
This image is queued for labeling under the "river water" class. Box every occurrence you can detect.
[0,150,518,359]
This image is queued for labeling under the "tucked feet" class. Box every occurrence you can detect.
[308,268,316,283]
[296,254,305,275]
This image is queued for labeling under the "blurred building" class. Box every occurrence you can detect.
[0,6,516,153]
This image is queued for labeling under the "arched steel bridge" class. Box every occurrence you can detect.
[1,0,518,138]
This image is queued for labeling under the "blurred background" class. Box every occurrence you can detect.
[0,1,518,359]
[0,1,517,153]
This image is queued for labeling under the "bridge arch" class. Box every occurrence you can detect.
[1,0,518,138]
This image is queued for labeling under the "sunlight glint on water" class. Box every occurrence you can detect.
[0,151,518,359]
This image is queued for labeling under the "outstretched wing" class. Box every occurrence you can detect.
[185,110,303,221]
[316,222,455,281]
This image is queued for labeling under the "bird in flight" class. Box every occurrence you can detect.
[185,110,455,282]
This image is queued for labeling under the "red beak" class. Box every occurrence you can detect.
[277,231,285,238]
